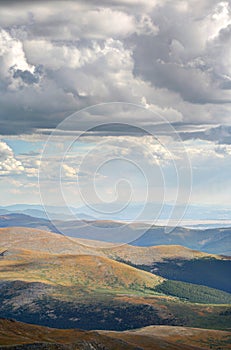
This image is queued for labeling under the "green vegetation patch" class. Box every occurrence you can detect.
[155,280,231,304]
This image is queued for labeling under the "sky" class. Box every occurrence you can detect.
[0,0,231,220]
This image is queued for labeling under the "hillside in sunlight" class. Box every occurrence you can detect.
[1,227,230,293]
[1,214,231,255]
[0,318,231,350]
[0,243,230,331]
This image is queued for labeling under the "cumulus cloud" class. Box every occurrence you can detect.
[0,0,229,146]
[0,140,40,178]
[0,29,37,90]
[133,1,231,106]
[0,141,24,175]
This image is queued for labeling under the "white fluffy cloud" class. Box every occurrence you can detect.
[0,140,40,177]
[0,29,36,91]
[0,141,24,175]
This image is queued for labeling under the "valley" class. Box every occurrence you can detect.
[1,213,230,255]
[0,224,230,347]
[0,228,230,332]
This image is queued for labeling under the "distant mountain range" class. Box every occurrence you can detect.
[0,213,230,255]
[0,205,94,221]
[0,213,59,233]
[131,225,231,256]
[2,203,231,227]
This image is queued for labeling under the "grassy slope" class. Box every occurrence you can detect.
[1,248,230,304]
[106,243,219,265]
[1,217,230,254]
[0,228,231,331]
[0,248,163,291]
[0,248,230,331]
[1,319,231,350]
[0,227,99,255]
[108,325,231,350]
[3,227,229,296]
[0,318,137,350]
[1,226,228,264]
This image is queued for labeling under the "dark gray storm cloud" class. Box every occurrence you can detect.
[0,0,230,142]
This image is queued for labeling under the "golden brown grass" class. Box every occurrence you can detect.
[1,318,230,349]
[0,248,163,291]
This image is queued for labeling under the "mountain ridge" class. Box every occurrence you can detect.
[0,213,230,254]
[2,318,230,349]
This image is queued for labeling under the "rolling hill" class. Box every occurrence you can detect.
[0,248,163,290]
[105,325,231,350]
[0,244,230,331]
[0,213,230,255]
[106,243,231,293]
[1,227,231,293]
[0,214,59,233]
[0,226,220,261]
[2,319,231,350]
[0,227,98,255]
[0,318,138,350]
